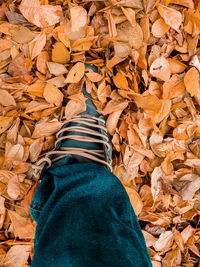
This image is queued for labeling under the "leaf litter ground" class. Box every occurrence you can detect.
[0,0,200,266]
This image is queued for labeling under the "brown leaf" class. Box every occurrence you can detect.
[106,110,123,136]
[64,62,85,83]
[7,118,20,144]
[151,18,170,38]
[101,99,128,115]
[85,71,103,83]
[117,21,143,49]
[29,138,43,162]
[151,166,164,202]
[142,230,158,247]
[150,57,171,82]
[11,26,35,44]
[29,32,46,60]
[179,174,200,200]
[8,210,35,239]
[52,42,70,64]
[184,67,199,97]
[153,231,173,251]
[65,100,86,120]
[32,120,62,138]
[3,245,31,267]
[157,4,183,32]
[8,53,27,77]
[7,174,22,199]
[43,83,64,107]
[36,51,49,74]
[113,72,129,89]
[25,101,50,113]
[125,186,143,216]
[0,116,13,134]
[47,61,67,76]
[70,6,87,33]
[0,39,12,53]
[0,89,16,106]
[19,0,62,28]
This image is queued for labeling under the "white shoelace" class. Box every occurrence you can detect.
[32,115,112,178]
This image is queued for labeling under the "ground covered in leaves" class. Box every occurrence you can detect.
[0,0,200,266]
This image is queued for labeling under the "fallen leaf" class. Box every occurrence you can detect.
[142,230,158,247]
[29,32,46,60]
[8,210,35,239]
[0,89,16,106]
[70,6,87,33]
[11,26,35,44]
[184,67,199,97]
[153,231,173,251]
[32,121,62,138]
[36,51,49,74]
[106,110,123,136]
[64,62,85,83]
[19,0,62,28]
[47,61,67,76]
[43,83,64,107]
[85,71,103,83]
[25,101,50,113]
[52,42,70,64]
[151,166,164,202]
[157,4,183,32]
[125,186,143,216]
[3,245,31,267]
[0,39,12,53]
[7,174,21,199]
[151,18,170,38]
[117,21,143,49]
[113,72,129,89]
[0,116,13,134]
[65,100,86,120]
[101,99,128,115]
[8,53,27,77]
[150,57,171,82]
[179,174,200,200]
[29,138,43,162]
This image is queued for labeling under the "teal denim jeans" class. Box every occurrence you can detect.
[30,159,152,266]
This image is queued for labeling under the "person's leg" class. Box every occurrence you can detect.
[30,161,152,267]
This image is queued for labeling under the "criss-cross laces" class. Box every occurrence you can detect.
[32,115,112,178]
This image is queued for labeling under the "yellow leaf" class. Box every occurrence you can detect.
[157,3,182,32]
[19,0,62,28]
[151,18,170,38]
[52,42,70,64]
[184,67,199,97]
[43,83,64,107]
[64,62,85,83]
[0,89,16,106]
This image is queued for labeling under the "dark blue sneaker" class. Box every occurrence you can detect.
[33,64,112,178]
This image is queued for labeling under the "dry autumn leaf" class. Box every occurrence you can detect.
[157,4,183,32]
[151,18,170,38]
[3,245,32,267]
[65,99,86,121]
[43,83,64,107]
[0,116,13,134]
[64,62,85,84]
[184,67,199,96]
[52,42,70,64]
[32,120,62,138]
[29,32,46,60]
[0,89,16,106]
[19,0,62,28]
[150,57,171,82]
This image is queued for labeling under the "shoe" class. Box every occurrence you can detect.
[33,64,112,178]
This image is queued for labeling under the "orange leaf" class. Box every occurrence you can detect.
[19,0,62,28]
[0,89,16,106]
[43,83,64,107]
[64,62,85,83]
[184,67,199,96]
[150,57,171,82]
[157,3,182,32]
[29,32,46,60]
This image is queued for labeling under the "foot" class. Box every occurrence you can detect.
[33,64,112,178]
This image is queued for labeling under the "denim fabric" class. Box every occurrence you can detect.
[30,161,152,267]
